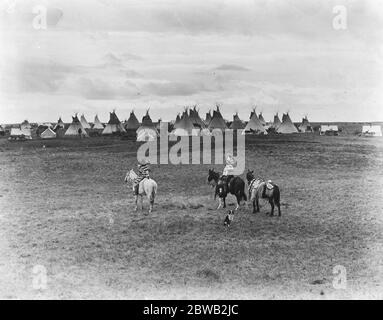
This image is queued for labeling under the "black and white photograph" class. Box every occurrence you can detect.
[0,0,382,303]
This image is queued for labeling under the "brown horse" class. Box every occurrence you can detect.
[246,170,281,216]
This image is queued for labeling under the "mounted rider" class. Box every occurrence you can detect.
[134,159,151,195]
[221,154,237,191]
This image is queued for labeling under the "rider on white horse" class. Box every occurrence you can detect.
[134,159,150,195]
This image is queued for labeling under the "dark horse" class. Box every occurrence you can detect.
[246,170,281,216]
[207,169,247,210]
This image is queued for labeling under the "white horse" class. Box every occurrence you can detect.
[124,169,158,213]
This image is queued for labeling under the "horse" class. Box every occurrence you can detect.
[207,169,247,210]
[124,169,158,213]
[246,169,281,216]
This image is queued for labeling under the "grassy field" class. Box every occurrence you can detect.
[0,134,382,299]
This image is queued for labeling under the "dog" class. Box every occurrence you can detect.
[224,209,235,227]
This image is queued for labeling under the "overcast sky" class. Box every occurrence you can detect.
[0,0,382,123]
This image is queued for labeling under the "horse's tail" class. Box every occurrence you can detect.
[150,182,157,203]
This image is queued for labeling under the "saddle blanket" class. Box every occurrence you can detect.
[266,180,274,190]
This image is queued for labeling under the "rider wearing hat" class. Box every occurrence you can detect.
[134,159,151,195]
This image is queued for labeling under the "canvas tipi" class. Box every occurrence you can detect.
[125,111,140,131]
[102,111,126,135]
[189,106,205,129]
[298,116,313,133]
[271,113,281,129]
[229,113,245,130]
[171,109,198,136]
[54,117,65,130]
[92,115,104,130]
[208,106,227,130]
[65,114,88,137]
[243,109,267,134]
[258,112,266,126]
[80,114,91,129]
[205,111,212,126]
[277,113,298,134]
[136,110,158,141]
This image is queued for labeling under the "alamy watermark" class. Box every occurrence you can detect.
[137,123,246,175]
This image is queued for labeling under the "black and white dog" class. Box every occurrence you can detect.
[224,210,235,228]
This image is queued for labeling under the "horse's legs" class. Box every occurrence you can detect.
[252,199,256,214]
[134,195,138,211]
[276,201,281,217]
[235,191,243,210]
[140,196,143,210]
[269,199,274,216]
[217,198,222,210]
[223,197,226,208]
[256,196,260,212]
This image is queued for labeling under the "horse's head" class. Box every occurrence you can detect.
[207,168,219,186]
[246,169,254,184]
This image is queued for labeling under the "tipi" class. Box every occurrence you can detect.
[20,120,31,131]
[243,109,267,134]
[208,106,227,130]
[271,113,281,129]
[229,113,245,130]
[298,116,313,133]
[92,115,104,130]
[54,117,65,130]
[205,111,212,126]
[125,111,140,131]
[65,114,88,137]
[189,106,205,129]
[277,113,298,134]
[136,110,158,141]
[171,109,198,136]
[258,112,266,126]
[102,111,126,135]
[80,114,91,129]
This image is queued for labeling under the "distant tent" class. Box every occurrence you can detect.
[41,127,56,139]
[229,113,245,130]
[20,120,31,131]
[189,106,205,129]
[54,117,65,130]
[125,111,140,130]
[136,110,158,141]
[171,109,198,136]
[361,125,382,137]
[174,113,181,128]
[277,113,298,134]
[208,106,227,130]
[205,111,212,126]
[258,112,266,126]
[80,114,91,129]
[243,109,267,134]
[102,111,126,135]
[271,113,281,129]
[320,125,339,136]
[298,116,313,133]
[9,127,32,140]
[65,114,88,137]
[92,115,104,130]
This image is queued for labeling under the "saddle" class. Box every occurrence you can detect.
[266,180,274,190]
